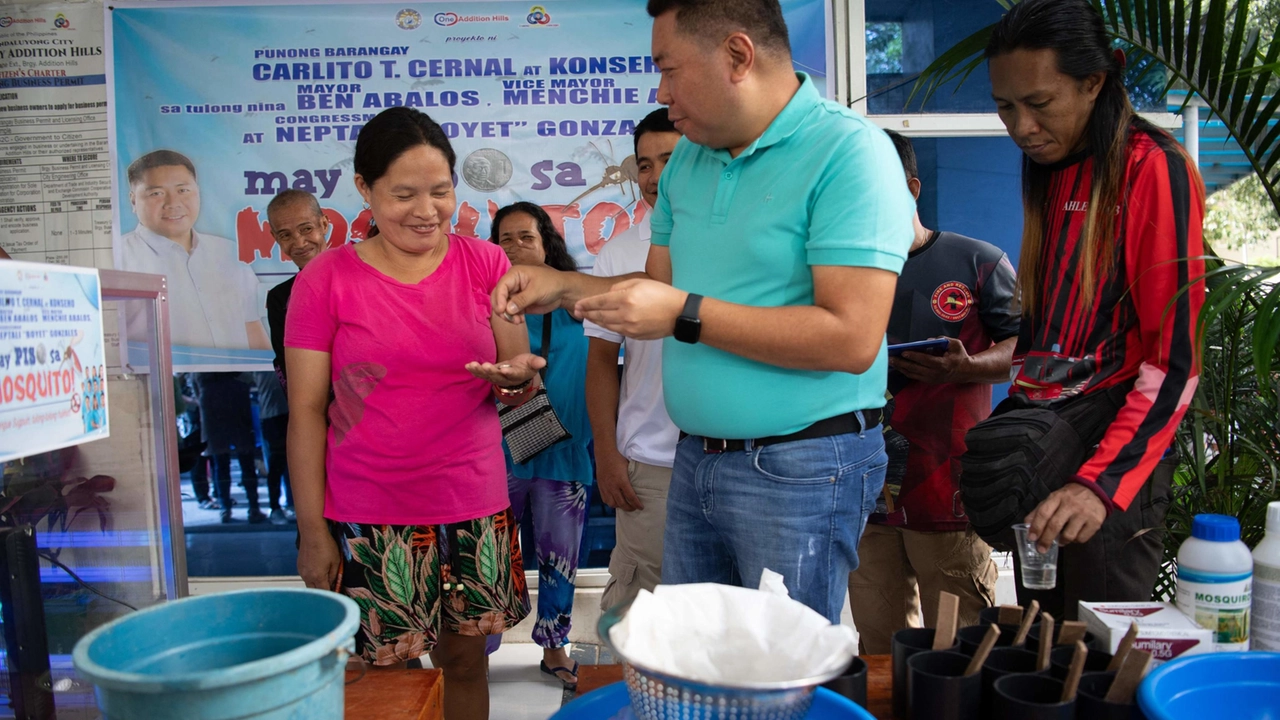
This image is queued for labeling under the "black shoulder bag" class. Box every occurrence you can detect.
[959,381,1133,543]
[498,314,572,464]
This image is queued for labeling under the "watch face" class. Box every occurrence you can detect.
[675,317,701,344]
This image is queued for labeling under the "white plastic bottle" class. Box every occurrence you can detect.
[1252,502,1280,651]
[1175,514,1252,652]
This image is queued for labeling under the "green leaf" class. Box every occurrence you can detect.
[382,540,414,606]
[476,527,499,588]
[463,584,493,611]
[417,551,438,610]
[348,537,378,570]
[347,587,379,617]
[373,597,414,631]
[905,22,996,111]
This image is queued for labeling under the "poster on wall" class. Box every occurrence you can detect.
[106,0,831,371]
[0,260,108,463]
[0,0,114,269]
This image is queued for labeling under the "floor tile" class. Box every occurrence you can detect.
[489,679,564,719]
[489,642,554,684]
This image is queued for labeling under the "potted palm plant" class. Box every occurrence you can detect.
[906,0,1280,596]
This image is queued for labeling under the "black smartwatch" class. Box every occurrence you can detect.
[674,293,703,344]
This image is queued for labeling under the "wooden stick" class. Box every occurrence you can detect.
[1060,640,1088,703]
[1036,613,1054,672]
[997,604,1024,625]
[933,592,960,650]
[1104,649,1152,704]
[963,624,1002,676]
[1106,623,1140,672]
[1058,621,1089,646]
[1012,600,1040,647]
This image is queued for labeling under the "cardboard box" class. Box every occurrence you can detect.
[1079,601,1214,664]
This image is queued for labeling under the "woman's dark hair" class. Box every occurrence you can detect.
[490,202,577,272]
[352,107,456,238]
[354,107,457,184]
[986,0,1184,313]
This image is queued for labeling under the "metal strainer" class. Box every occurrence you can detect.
[597,602,848,720]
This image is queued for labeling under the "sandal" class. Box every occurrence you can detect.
[540,659,579,689]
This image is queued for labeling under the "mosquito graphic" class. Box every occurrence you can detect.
[567,140,640,208]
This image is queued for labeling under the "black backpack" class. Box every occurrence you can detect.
[959,381,1131,543]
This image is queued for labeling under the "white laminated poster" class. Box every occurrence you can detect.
[0,0,113,269]
[0,260,109,462]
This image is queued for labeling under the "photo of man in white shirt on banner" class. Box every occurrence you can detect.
[118,149,269,351]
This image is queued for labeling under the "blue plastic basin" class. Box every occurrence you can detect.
[72,588,359,720]
[1138,652,1280,720]
[552,682,876,719]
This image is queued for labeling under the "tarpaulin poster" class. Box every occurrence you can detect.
[106,0,831,370]
[0,260,108,463]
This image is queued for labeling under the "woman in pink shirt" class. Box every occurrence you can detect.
[286,107,540,720]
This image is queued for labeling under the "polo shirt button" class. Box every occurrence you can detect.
[724,172,733,179]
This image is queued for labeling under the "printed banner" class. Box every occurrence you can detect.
[106,0,831,370]
[0,260,108,463]
[0,0,113,268]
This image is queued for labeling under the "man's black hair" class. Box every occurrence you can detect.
[884,129,917,181]
[633,108,679,151]
[127,150,196,186]
[646,0,791,56]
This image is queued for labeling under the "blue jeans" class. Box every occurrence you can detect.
[662,422,887,623]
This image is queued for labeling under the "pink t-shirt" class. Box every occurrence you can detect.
[284,237,511,525]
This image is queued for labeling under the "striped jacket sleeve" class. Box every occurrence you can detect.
[1071,145,1205,511]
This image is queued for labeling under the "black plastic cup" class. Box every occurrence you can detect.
[892,628,961,720]
[980,647,1042,717]
[992,673,1075,720]
[820,656,868,707]
[906,650,981,720]
[956,622,1025,656]
[1048,645,1112,680]
[1026,623,1098,654]
[979,606,1032,627]
[1077,671,1148,720]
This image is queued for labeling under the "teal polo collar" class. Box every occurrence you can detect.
[712,72,820,163]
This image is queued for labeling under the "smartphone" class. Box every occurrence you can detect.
[888,337,950,357]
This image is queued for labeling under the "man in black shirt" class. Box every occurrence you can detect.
[262,190,330,524]
[849,131,1021,653]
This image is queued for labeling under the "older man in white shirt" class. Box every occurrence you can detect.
[119,150,269,350]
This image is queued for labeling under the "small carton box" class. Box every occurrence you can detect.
[1078,601,1214,665]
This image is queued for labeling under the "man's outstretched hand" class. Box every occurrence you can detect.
[491,265,569,323]
[576,279,687,340]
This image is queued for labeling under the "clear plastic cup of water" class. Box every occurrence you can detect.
[1012,523,1059,590]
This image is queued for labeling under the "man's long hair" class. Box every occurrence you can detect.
[986,0,1185,314]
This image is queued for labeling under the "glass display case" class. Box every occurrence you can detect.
[0,269,183,720]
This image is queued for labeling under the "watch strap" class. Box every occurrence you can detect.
[680,293,703,321]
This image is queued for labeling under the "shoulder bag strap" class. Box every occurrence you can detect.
[539,311,553,372]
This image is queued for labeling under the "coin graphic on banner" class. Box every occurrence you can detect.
[462,149,513,192]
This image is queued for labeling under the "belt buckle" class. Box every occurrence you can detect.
[703,438,728,454]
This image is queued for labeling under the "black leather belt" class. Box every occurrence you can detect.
[680,409,884,454]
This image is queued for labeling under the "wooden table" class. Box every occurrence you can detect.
[345,667,443,720]
[574,655,893,719]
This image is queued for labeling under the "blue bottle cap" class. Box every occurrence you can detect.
[1192,514,1241,542]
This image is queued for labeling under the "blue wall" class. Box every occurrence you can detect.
[913,134,1025,404]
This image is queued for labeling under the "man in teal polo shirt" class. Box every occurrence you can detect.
[488,0,914,622]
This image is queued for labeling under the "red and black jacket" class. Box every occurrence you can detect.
[1011,124,1205,512]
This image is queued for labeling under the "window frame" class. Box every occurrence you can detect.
[837,0,1182,135]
